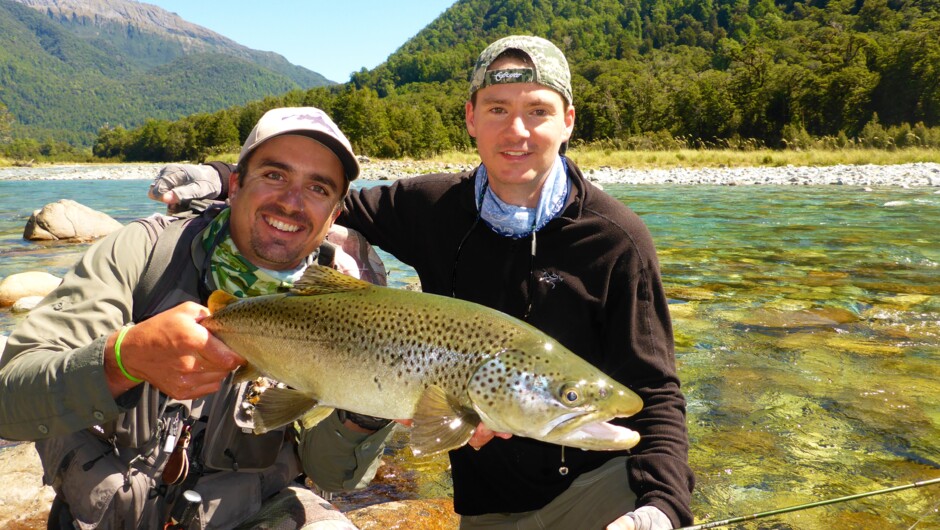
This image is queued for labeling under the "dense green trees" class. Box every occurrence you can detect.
[81,0,940,161]
[0,103,12,144]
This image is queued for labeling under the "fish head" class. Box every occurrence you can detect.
[467,341,643,451]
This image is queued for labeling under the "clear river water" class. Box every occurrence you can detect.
[0,171,937,529]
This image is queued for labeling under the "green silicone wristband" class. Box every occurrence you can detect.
[114,325,143,384]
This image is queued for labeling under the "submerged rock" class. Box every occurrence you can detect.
[23,199,123,241]
[0,443,55,530]
[347,498,459,529]
[0,271,60,307]
[11,296,44,313]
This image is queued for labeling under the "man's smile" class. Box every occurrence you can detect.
[263,215,302,233]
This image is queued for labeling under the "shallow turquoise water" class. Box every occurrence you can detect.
[1,174,938,528]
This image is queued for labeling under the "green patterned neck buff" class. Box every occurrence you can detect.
[201,208,311,297]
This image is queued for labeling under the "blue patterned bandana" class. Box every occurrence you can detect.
[474,156,570,239]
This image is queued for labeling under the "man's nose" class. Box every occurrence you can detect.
[276,185,305,212]
[505,114,529,137]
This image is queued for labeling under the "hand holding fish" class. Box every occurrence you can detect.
[606,515,635,530]
[106,302,245,399]
[396,420,511,449]
[467,423,512,450]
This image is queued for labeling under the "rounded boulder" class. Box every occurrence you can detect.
[23,199,123,241]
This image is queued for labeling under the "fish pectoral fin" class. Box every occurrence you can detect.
[410,385,481,457]
[252,387,318,434]
[207,289,240,313]
[232,363,265,385]
[299,406,335,430]
[291,264,372,295]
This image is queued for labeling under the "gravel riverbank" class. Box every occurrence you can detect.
[2,160,940,187]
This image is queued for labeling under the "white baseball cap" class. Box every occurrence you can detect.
[238,107,360,181]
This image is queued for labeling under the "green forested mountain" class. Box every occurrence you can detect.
[95,0,940,162]
[0,0,331,149]
[353,0,940,148]
[17,0,940,162]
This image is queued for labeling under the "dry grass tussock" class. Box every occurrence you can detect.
[392,147,940,170]
[3,148,937,171]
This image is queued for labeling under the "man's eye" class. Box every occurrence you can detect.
[263,171,285,181]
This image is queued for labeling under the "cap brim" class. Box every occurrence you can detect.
[301,131,360,182]
[241,130,360,182]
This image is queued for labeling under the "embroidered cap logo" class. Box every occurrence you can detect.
[486,68,535,85]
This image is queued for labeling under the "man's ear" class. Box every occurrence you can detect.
[228,171,240,201]
[465,100,477,139]
[564,105,576,140]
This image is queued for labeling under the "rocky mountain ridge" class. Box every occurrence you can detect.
[0,0,330,146]
[12,0,295,68]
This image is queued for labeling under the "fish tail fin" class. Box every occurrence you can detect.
[252,387,318,434]
[411,385,480,457]
[208,289,240,313]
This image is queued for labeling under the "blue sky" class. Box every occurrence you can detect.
[144,0,456,83]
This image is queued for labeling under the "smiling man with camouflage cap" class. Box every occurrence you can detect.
[340,35,694,529]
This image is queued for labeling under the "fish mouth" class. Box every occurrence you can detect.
[546,412,641,450]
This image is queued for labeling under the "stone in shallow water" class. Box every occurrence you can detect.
[875,294,932,310]
[0,271,61,307]
[726,307,841,329]
[668,286,717,301]
[0,443,56,529]
[23,199,122,241]
[347,498,459,529]
[11,295,43,313]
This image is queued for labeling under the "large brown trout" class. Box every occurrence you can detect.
[202,265,643,456]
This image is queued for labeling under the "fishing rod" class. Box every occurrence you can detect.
[678,476,940,530]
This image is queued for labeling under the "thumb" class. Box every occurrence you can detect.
[200,332,245,371]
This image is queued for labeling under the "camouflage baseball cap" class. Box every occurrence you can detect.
[468,35,572,105]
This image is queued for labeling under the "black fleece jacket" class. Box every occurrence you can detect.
[339,159,694,526]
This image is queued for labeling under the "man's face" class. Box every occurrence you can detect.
[465,56,575,207]
[227,134,345,270]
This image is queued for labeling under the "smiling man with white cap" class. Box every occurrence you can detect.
[0,107,391,529]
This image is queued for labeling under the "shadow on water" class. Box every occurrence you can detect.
[1,174,938,527]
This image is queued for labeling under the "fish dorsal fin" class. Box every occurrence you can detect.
[208,289,240,313]
[291,264,372,296]
[410,385,480,457]
[251,386,319,434]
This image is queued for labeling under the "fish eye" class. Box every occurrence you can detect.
[559,385,581,405]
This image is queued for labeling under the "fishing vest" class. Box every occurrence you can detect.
[37,205,340,529]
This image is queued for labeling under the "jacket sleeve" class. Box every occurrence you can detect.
[340,174,456,269]
[611,240,695,526]
[151,164,221,202]
[0,223,152,441]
